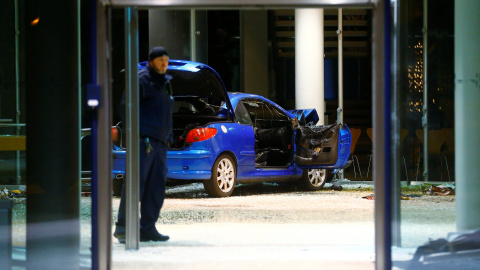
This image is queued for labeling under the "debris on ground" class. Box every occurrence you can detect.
[425,185,455,196]
[331,184,343,191]
[0,187,25,199]
[361,194,417,200]
[407,228,480,270]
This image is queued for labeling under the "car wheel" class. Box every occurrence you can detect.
[112,177,124,197]
[203,154,236,197]
[326,169,335,182]
[298,169,327,191]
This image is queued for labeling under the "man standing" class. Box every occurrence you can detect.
[114,46,173,243]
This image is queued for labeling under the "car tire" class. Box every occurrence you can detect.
[112,177,124,196]
[298,169,327,191]
[326,169,335,182]
[203,154,236,197]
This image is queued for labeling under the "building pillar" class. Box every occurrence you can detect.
[455,0,480,231]
[295,9,324,124]
[240,10,268,97]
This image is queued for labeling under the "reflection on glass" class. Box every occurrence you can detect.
[393,0,457,269]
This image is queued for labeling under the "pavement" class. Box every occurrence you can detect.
[9,180,462,269]
[109,180,378,269]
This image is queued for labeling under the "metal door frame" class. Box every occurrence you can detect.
[93,1,389,269]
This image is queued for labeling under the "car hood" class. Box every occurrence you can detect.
[288,109,320,126]
[138,60,234,116]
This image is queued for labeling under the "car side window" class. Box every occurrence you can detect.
[234,101,253,125]
[242,99,288,121]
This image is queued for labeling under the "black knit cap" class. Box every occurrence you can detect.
[148,46,169,61]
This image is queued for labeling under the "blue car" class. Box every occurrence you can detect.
[112,60,352,197]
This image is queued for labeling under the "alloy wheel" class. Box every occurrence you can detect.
[216,157,235,193]
[308,169,326,187]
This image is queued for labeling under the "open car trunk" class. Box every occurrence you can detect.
[165,61,233,149]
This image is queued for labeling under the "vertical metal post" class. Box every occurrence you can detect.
[337,8,344,125]
[422,0,429,182]
[95,0,113,268]
[77,1,83,265]
[125,6,140,250]
[14,0,21,185]
[337,8,345,180]
[190,9,196,61]
[391,0,403,247]
[373,0,392,269]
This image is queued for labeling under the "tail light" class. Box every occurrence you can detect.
[112,127,119,145]
[186,128,217,143]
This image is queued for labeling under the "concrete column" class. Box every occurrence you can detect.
[455,0,480,231]
[295,9,324,125]
[240,10,268,97]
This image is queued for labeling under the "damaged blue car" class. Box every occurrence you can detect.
[112,60,352,197]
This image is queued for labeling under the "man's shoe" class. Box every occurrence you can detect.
[113,225,126,243]
[140,229,169,242]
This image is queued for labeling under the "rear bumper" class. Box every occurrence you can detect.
[112,149,214,181]
[167,150,213,180]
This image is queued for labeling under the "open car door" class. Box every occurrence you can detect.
[291,110,352,170]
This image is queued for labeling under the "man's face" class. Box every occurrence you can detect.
[149,56,169,74]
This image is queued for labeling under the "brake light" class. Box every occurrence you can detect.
[186,128,217,143]
[112,127,118,144]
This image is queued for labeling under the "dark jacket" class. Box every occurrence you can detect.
[120,65,174,144]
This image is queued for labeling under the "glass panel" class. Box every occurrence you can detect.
[0,0,25,185]
[3,1,86,268]
[0,0,27,267]
[112,5,376,269]
[392,0,456,268]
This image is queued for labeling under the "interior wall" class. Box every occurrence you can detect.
[240,10,269,97]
